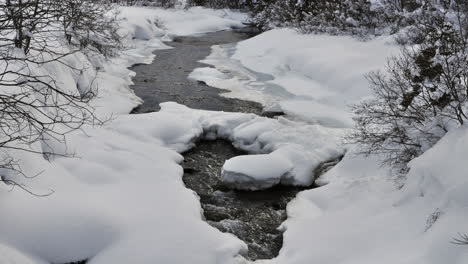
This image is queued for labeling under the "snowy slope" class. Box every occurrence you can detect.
[188,27,468,264]
[190,28,398,128]
[0,99,343,264]
[266,127,468,264]
[0,6,252,264]
[118,6,248,40]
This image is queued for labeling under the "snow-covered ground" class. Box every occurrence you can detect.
[1,5,468,264]
[0,6,251,264]
[190,28,398,128]
[189,25,468,264]
[269,127,468,264]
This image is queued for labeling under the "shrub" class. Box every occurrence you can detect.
[349,1,468,168]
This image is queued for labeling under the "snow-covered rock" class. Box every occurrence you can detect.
[222,151,293,190]
[161,102,346,188]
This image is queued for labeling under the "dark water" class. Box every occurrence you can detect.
[129,30,262,114]
[182,140,306,260]
[130,30,340,261]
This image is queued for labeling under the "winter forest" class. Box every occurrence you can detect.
[0,0,467,263]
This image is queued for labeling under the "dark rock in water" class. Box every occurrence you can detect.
[313,155,345,185]
[130,106,155,114]
[261,110,285,118]
[233,25,262,35]
[62,260,87,264]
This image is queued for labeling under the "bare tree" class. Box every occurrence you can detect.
[57,0,122,57]
[0,0,121,191]
[114,0,178,8]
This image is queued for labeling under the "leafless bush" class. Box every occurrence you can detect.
[348,1,468,168]
[186,0,251,9]
[58,0,122,57]
[115,0,178,8]
[0,0,120,192]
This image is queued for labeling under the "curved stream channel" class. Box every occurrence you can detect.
[130,29,337,261]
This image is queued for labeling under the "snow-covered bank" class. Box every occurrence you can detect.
[0,96,344,263]
[267,127,468,264]
[118,6,248,41]
[94,6,250,116]
[188,27,468,264]
[190,28,398,128]
[161,103,345,188]
[0,6,254,264]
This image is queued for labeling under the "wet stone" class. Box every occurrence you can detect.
[182,140,306,260]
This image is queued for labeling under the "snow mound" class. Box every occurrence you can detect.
[222,151,293,190]
[161,102,346,187]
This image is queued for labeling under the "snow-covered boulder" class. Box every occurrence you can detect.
[221,151,293,190]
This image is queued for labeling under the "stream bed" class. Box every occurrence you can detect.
[130,29,338,261]
[182,140,307,260]
[129,29,262,114]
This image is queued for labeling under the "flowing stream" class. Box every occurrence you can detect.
[129,30,262,114]
[130,29,339,260]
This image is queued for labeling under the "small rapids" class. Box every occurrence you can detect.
[182,140,306,260]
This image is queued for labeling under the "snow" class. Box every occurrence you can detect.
[88,6,250,117]
[118,6,248,40]
[188,25,468,264]
[222,151,293,191]
[267,126,468,264]
[0,6,252,264]
[160,102,345,188]
[190,28,398,128]
[0,114,247,264]
[1,4,467,264]
[0,97,344,263]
